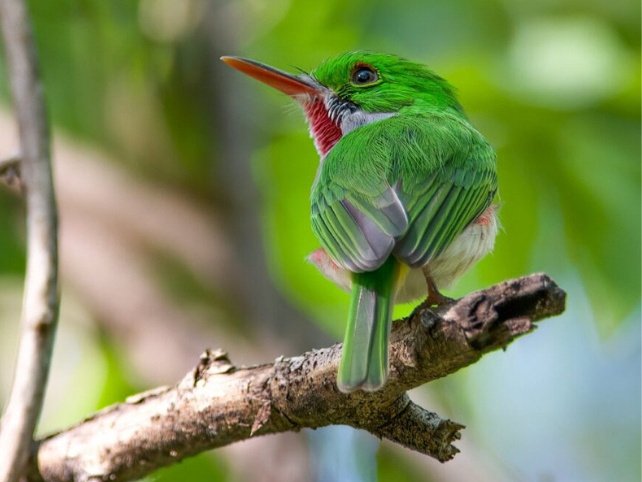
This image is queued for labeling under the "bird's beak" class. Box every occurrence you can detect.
[220,56,321,97]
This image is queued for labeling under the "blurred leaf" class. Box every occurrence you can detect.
[146,451,228,482]
[255,132,349,336]
[378,444,434,482]
[95,333,140,408]
[555,113,640,331]
[0,193,25,274]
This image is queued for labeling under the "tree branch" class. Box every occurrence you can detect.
[27,273,565,482]
[0,0,59,481]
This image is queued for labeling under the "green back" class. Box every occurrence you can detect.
[310,111,497,271]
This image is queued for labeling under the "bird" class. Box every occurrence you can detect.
[221,51,498,393]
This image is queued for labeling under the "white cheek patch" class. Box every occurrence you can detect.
[340,111,395,135]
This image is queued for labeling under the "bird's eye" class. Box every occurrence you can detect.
[351,66,378,85]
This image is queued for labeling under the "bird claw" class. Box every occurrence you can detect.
[421,274,455,308]
[426,291,455,307]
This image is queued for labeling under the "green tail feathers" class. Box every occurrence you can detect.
[337,257,398,393]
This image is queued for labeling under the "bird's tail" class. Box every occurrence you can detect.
[337,257,398,393]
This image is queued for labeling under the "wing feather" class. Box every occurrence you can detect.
[310,113,497,273]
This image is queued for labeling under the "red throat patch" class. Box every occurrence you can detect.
[304,99,342,156]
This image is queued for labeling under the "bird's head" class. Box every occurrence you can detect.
[221,51,461,156]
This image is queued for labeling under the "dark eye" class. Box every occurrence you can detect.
[352,66,378,85]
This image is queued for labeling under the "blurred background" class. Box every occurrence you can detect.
[0,0,640,481]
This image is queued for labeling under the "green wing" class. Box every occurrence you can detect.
[310,112,497,272]
[394,163,496,267]
[311,181,408,272]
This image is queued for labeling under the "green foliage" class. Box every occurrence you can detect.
[256,132,349,334]
[95,333,140,408]
[377,445,432,482]
[0,192,25,274]
[146,452,228,482]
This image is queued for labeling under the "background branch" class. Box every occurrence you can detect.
[28,273,565,482]
[0,154,22,191]
[0,0,59,481]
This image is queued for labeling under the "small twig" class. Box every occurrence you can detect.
[0,0,59,481]
[27,274,565,482]
[0,154,22,191]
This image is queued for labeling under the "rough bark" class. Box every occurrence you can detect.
[27,273,565,482]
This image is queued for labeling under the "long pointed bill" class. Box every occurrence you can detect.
[220,56,321,97]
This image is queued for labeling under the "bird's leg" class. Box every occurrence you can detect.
[423,271,455,307]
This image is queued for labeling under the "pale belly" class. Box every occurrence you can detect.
[308,205,499,304]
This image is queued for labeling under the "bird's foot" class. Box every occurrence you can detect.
[423,275,455,308]
[425,290,455,307]
[410,292,456,320]
[413,292,454,312]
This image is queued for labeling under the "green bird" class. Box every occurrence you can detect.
[221,52,498,393]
